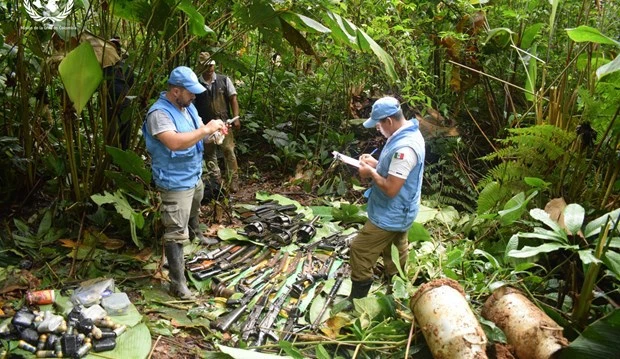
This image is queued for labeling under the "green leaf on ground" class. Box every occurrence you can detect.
[278,340,304,359]
[217,345,294,358]
[602,250,620,279]
[564,203,585,235]
[157,307,211,329]
[416,205,438,224]
[255,192,302,208]
[332,203,367,224]
[111,302,144,327]
[558,309,620,359]
[84,323,150,359]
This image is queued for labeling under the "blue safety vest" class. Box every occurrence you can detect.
[142,92,204,191]
[365,119,425,232]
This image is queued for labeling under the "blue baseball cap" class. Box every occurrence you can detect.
[363,96,401,128]
[168,66,206,94]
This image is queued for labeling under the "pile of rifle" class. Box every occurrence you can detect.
[186,201,356,345]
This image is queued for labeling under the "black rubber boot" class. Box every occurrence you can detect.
[164,242,194,299]
[339,280,373,312]
[350,280,373,299]
[189,216,217,245]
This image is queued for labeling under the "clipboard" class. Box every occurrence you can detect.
[332,151,360,168]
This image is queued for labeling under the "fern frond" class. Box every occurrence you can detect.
[478,125,575,198]
[424,157,477,212]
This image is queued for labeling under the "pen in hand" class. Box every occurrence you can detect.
[360,148,378,162]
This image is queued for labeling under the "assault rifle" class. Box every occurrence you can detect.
[211,251,289,333]
[314,232,357,259]
[211,249,278,298]
[240,284,274,341]
[241,266,274,288]
[251,252,303,345]
[255,285,293,346]
[211,283,261,332]
[280,306,302,342]
[300,232,339,252]
[310,264,350,331]
[282,254,335,341]
[193,246,263,280]
[291,253,334,298]
[186,243,237,265]
[239,203,297,224]
[188,244,243,272]
[239,252,297,340]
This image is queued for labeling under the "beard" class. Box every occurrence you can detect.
[175,98,192,108]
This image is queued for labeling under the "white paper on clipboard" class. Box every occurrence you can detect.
[332,151,360,168]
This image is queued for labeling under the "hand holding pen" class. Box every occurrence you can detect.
[359,148,378,167]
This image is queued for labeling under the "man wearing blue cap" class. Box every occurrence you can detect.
[143,66,227,299]
[344,96,425,309]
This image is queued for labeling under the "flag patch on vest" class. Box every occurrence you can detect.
[393,152,405,159]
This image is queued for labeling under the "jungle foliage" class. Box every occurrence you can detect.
[0,0,619,357]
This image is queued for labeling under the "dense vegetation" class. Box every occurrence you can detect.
[1,0,618,358]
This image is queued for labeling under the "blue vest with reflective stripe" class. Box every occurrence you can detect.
[142,92,204,191]
[365,119,425,231]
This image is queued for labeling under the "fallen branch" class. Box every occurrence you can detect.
[147,335,162,359]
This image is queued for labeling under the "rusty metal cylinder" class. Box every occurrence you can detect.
[26,290,55,306]
[482,286,568,359]
[410,278,488,359]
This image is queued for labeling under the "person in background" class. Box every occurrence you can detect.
[194,52,241,193]
[344,96,425,309]
[105,36,134,149]
[142,66,227,299]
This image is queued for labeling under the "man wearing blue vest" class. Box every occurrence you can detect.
[346,96,425,308]
[143,66,227,299]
